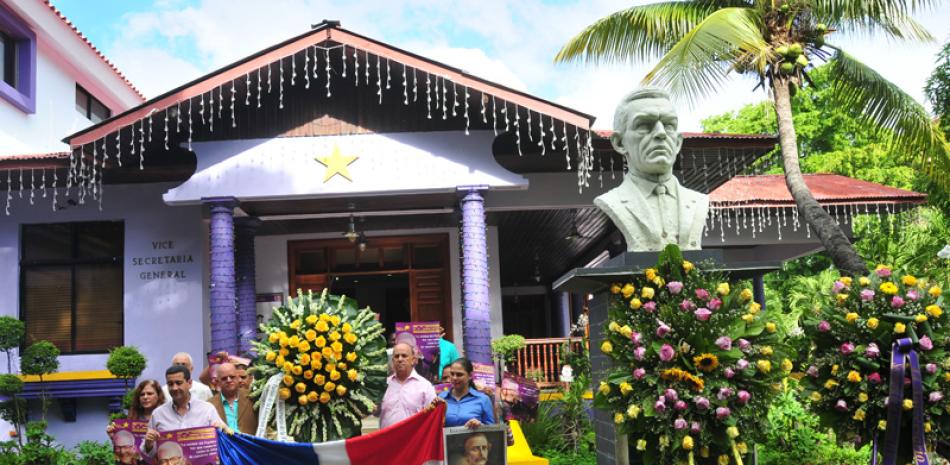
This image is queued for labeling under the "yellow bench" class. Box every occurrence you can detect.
[507,420,549,465]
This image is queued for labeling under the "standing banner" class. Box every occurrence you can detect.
[110,419,148,465]
[156,426,219,465]
[394,321,441,383]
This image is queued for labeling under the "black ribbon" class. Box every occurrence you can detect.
[875,338,929,465]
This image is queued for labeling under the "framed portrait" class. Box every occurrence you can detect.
[443,424,507,465]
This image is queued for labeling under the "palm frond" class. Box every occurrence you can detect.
[829,48,950,190]
[554,1,751,65]
[642,7,768,106]
[811,0,936,41]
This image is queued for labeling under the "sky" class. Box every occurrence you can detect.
[50,0,950,131]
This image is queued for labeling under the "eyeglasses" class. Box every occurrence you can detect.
[220,375,237,381]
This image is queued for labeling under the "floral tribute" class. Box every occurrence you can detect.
[251,289,388,442]
[595,246,792,465]
[800,265,948,458]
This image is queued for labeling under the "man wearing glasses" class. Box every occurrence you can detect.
[209,362,259,434]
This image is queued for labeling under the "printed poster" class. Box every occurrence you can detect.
[471,361,496,390]
[394,321,441,383]
[110,419,148,465]
[156,426,219,465]
[500,373,540,421]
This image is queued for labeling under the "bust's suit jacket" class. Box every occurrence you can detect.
[594,175,709,252]
[210,388,259,435]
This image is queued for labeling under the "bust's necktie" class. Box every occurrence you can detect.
[653,183,678,241]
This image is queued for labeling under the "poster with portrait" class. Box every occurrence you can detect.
[500,373,540,422]
[394,321,441,383]
[110,419,148,465]
[155,426,219,465]
[471,361,496,390]
[443,425,507,465]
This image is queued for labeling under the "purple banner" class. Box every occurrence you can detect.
[395,321,441,383]
[156,426,219,465]
[110,419,148,465]
[472,362,496,390]
[500,373,540,422]
[434,383,452,395]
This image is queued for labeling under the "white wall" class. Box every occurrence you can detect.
[0,182,206,447]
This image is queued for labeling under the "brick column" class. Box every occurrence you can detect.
[235,217,261,356]
[459,187,492,367]
[205,197,238,355]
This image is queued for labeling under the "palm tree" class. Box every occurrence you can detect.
[556,0,949,275]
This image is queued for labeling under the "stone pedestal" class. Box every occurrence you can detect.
[554,250,780,465]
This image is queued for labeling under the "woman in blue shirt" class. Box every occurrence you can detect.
[439,358,495,428]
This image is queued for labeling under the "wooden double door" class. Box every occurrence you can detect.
[287,234,452,339]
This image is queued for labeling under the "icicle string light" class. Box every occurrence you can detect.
[304,50,311,88]
[376,54,382,103]
[385,58,391,89]
[354,48,359,86]
[256,68,262,108]
[452,81,458,117]
[514,105,522,156]
[279,58,285,109]
[209,89,215,132]
[491,96,498,136]
[441,76,448,120]
[326,48,332,98]
[341,45,347,78]
[230,81,237,128]
[402,64,408,104]
[464,86,470,135]
[412,68,418,102]
[425,74,432,119]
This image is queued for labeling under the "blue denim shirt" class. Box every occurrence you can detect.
[439,387,495,427]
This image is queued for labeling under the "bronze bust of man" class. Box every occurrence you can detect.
[594,87,709,252]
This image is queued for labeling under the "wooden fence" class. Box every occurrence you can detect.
[511,337,584,389]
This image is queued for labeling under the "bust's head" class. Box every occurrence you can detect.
[611,87,683,177]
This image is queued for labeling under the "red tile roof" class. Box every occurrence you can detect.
[710,174,926,207]
[594,129,775,141]
[43,1,144,101]
[0,152,69,162]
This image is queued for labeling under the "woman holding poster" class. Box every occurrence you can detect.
[440,358,495,428]
[108,379,166,464]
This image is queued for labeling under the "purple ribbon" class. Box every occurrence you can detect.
[876,338,929,465]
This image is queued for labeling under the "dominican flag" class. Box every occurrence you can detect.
[217,403,446,465]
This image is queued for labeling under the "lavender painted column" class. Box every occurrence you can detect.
[205,197,238,355]
[459,187,493,367]
[235,217,261,356]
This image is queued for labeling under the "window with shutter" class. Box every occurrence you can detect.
[20,222,124,353]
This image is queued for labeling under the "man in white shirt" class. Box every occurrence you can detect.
[379,342,436,429]
[162,352,213,402]
[142,365,225,457]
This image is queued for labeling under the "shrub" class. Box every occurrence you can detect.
[20,342,59,378]
[106,346,146,389]
[0,318,24,375]
[70,441,112,465]
[490,334,526,367]
[0,375,22,396]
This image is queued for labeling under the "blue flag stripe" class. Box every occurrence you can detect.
[217,431,320,465]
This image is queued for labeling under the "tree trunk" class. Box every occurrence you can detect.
[772,77,869,276]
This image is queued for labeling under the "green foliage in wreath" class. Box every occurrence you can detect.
[250,289,387,442]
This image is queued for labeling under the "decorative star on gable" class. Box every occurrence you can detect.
[315,145,358,182]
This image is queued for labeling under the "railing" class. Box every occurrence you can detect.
[511,337,584,389]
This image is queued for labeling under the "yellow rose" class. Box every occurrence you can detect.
[629,298,642,310]
[621,284,635,298]
[282,374,294,386]
[619,326,633,338]
[278,388,290,400]
[836,293,849,304]
[741,314,754,323]
[853,409,865,421]
[748,302,761,314]
[867,318,879,329]
[926,305,943,318]
[761,346,773,356]
[322,347,334,359]
[319,392,331,404]
[841,277,852,287]
[610,283,622,295]
[283,361,294,373]
[314,374,325,386]
[859,277,871,286]
[824,379,838,390]
[305,315,318,325]
[299,354,311,366]
[305,329,317,341]
[319,313,331,322]
[809,391,822,402]
[626,404,640,418]
[297,394,308,406]
[613,413,625,424]
[275,355,285,367]
[925,422,932,433]
[765,322,777,333]
[682,436,694,451]
[346,352,358,362]
[348,369,359,381]
[295,382,307,394]
[914,314,928,323]
[717,283,730,295]
[598,382,610,395]
[315,336,327,348]
[330,315,341,326]
[740,288,753,301]
[290,319,301,329]
[329,331,341,342]
[682,261,694,272]
[831,364,840,375]
[636,439,647,451]
[880,282,898,295]
[330,370,341,381]
[726,426,740,439]
[334,352,343,360]
[858,392,868,403]
[619,382,633,395]
[315,320,329,332]
[641,287,655,299]
[303,370,313,380]
[608,321,620,332]
[781,358,793,373]
[846,312,859,324]
[342,322,353,333]
[324,382,336,393]
[279,337,289,348]
[307,391,319,403]
[331,341,344,353]
[902,399,913,410]
[757,360,771,373]
[601,341,613,354]
[658,435,669,449]
[344,333,358,345]
[847,371,861,383]
[736,442,748,455]
[652,276,664,287]
[310,360,323,371]
[719,455,730,465]
[894,322,906,334]
[929,286,942,298]
[292,365,303,376]
[645,268,657,281]
[336,385,347,396]
[289,335,300,347]
[265,351,276,362]
[878,420,887,431]
[902,275,917,287]
[268,333,280,343]
[279,348,289,357]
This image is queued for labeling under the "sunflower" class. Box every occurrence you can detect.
[693,353,720,372]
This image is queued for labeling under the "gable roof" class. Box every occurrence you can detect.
[710,174,926,207]
[63,20,594,148]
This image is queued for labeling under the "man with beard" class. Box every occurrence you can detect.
[454,433,492,465]
[112,430,140,464]
[209,362,258,434]
[594,87,709,252]
[379,342,436,429]
[142,365,225,459]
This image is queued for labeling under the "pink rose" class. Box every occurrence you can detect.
[737,390,751,405]
[707,298,722,311]
[679,299,696,311]
[926,363,937,374]
[818,320,831,332]
[724,368,735,379]
[919,336,933,351]
[906,289,919,301]
[664,389,678,401]
[860,289,875,301]
[835,399,848,412]
[806,365,819,377]
[634,347,646,361]
[891,296,904,308]
[717,387,733,400]
[694,397,710,410]
[674,400,687,411]
[667,281,684,295]
[654,399,667,413]
[630,331,642,345]
[694,308,712,321]
[633,368,646,379]
[736,359,750,370]
[715,407,731,420]
[876,267,891,278]
[840,342,855,355]
[833,281,847,292]
[690,421,701,433]
[674,418,687,430]
[930,391,944,403]
[738,339,751,352]
[865,343,880,358]
[656,322,671,338]
[643,301,657,313]
[659,344,675,362]
[868,372,882,384]
[695,288,710,301]
[715,336,732,350]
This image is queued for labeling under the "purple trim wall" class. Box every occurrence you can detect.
[0,3,36,114]
[459,188,493,367]
[235,217,261,356]
[205,197,238,354]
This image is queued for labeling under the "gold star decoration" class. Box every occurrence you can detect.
[315,145,358,183]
